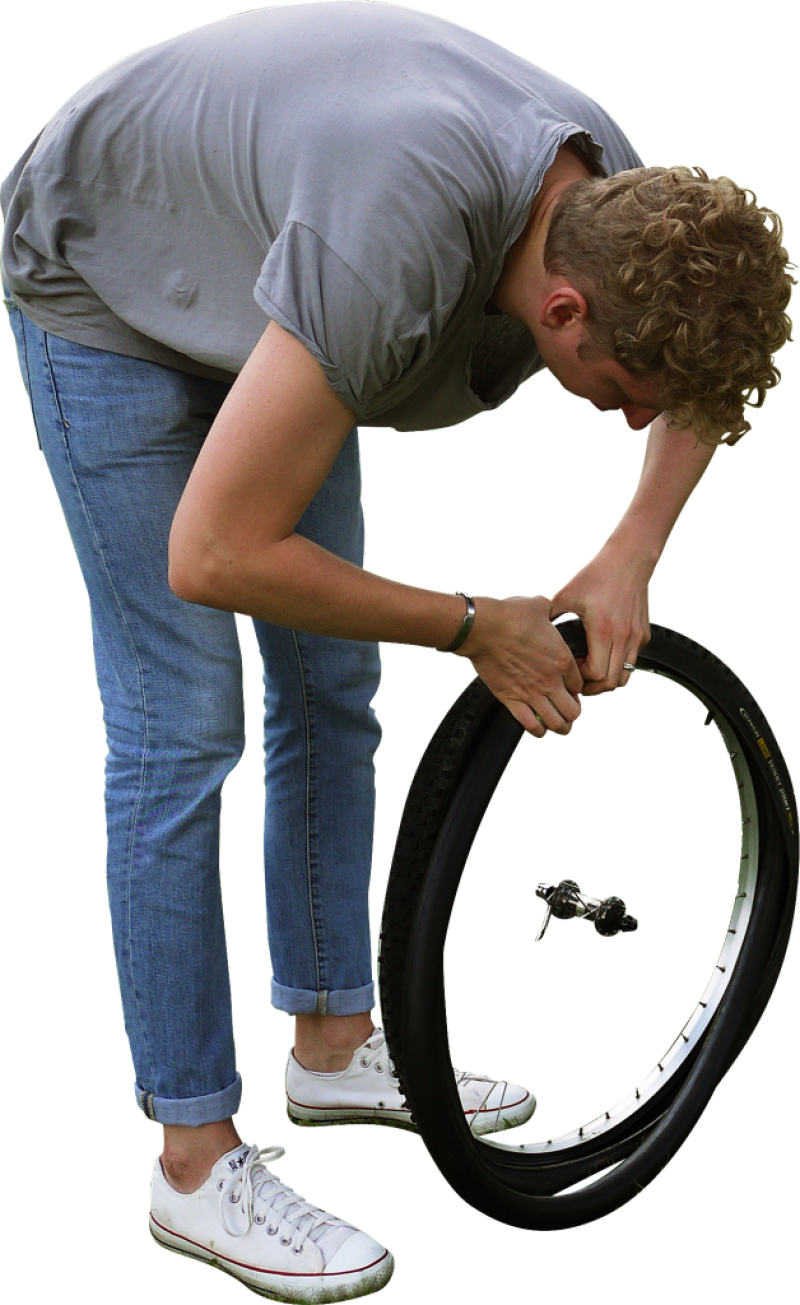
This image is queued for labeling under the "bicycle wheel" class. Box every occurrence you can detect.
[378,621,797,1230]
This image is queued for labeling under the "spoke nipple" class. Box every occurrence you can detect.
[635,1088,641,1099]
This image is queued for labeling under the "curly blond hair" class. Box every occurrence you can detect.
[543,166,795,444]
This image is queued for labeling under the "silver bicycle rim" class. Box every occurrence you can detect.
[479,670,759,1157]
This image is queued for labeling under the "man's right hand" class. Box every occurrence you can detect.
[454,595,583,738]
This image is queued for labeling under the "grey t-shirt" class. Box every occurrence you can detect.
[1,2,643,430]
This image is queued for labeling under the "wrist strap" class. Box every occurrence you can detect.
[437,592,475,652]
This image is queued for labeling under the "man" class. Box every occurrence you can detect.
[1,3,793,1302]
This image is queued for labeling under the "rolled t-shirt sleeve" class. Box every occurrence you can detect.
[253,222,403,415]
[253,202,474,420]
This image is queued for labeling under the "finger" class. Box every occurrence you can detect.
[508,701,548,739]
[580,636,611,689]
[527,699,576,741]
[605,652,636,694]
[545,704,576,736]
[576,662,608,694]
[619,652,637,688]
[522,709,545,741]
[582,671,622,695]
[563,657,585,698]
[567,685,583,714]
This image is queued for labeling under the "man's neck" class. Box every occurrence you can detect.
[486,142,594,321]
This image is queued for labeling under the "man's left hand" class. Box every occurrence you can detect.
[550,541,653,695]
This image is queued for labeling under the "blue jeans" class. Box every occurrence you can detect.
[5,294,382,1125]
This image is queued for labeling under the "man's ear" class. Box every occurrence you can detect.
[539,285,589,330]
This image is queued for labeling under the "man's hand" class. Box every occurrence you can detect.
[550,415,716,695]
[550,541,653,695]
[454,595,584,736]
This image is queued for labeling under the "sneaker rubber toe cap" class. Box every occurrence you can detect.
[324,1230,393,1276]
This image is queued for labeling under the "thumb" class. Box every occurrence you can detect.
[550,592,571,621]
[580,651,603,681]
[549,589,583,622]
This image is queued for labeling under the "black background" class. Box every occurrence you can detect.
[4,5,793,1289]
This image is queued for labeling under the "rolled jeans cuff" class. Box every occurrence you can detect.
[271,979,375,1016]
[134,1072,243,1124]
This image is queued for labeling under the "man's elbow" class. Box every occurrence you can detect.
[168,534,223,607]
[168,494,222,603]
[169,559,212,605]
[168,561,200,604]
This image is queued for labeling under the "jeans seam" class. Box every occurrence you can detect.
[294,626,322,1002]
[9,302,43,450]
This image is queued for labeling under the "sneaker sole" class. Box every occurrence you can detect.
[288,1106,418,1132]
[149,1215,394,1302]
[287,1093,536,1137]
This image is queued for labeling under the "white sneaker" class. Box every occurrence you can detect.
[149,1141,394,1301]
[286,1027,536,1137]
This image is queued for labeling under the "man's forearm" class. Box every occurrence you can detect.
[172,529,471,648]
[607,414,716,571]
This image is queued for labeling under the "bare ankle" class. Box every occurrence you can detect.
[161,1153,212,1194]
[161,1118,242,1193]
[294,1012,375,1073]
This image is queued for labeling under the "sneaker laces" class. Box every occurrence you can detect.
[356,1029,401,1087]
[219,1145,341,1253]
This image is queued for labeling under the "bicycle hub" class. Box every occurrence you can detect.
[535,879,638,941]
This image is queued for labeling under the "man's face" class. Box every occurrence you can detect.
[541,329,665,431]
[496,252,669,429]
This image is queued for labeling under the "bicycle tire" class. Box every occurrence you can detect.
[378,621,797,1229]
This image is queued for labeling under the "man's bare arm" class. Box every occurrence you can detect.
[608,414,716,569]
